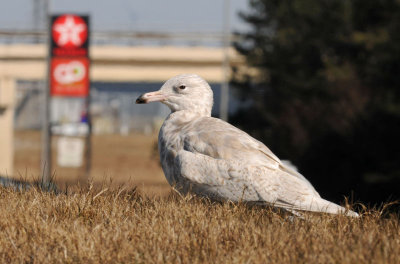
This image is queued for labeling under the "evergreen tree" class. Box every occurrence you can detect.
[232,0,400,204]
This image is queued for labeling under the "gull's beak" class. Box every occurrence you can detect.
[136,91,166,104]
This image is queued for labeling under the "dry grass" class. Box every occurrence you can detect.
[13,130,170,196]
[9,131,400,263]
[0,184,398,264]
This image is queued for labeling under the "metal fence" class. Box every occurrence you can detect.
[15,80,170,134]
[14,80,240,134]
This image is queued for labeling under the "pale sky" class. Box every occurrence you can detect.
[0,0,250,33]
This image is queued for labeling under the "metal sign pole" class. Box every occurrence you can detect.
[85,19,92,182]
[85,103,92,181]
[41,13,52,185]
[85,66,92,181]
[220,0,231,121]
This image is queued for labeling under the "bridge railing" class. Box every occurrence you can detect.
[0,30,236,47]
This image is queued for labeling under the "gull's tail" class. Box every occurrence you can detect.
[308,197,359,217]
[275,196,359,217]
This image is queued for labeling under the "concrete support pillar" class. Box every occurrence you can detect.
[0,76,15,176]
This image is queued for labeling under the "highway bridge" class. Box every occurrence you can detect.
[0,43,243,175]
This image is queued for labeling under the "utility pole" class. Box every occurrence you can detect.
[220,0,231,121]
[33,0,49,43]
[33,0,40,43]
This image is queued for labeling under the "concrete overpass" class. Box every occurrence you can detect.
[0,44,242,82]
[0,43,243,175]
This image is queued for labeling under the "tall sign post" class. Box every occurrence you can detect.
[42,14,91,185]
[220,0,231,121]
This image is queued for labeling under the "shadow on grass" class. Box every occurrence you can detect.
[0,174,59,193]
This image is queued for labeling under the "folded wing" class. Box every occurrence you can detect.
[177,116,358,216]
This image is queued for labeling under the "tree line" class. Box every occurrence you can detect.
[232,0,400,206]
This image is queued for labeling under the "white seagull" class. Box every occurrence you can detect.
[136,74,358,217]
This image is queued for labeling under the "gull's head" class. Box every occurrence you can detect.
[136,74,214,116]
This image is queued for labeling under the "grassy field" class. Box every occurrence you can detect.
[7,131,400,263]
[0,185,398,263]
[13,130,170,196]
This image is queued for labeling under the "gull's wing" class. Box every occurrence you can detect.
[176,117,358,216]
[181,116,318,194]
[177,146,357,216]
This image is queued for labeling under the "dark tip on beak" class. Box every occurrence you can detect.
[135,95,146,104]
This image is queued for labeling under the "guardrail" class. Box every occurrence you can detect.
[0,30,237,47]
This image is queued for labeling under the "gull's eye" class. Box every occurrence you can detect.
[178,85,186,90]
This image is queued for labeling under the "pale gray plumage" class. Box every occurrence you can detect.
[136,74,358,217]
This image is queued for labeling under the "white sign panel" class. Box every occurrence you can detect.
[57,137,84,167]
